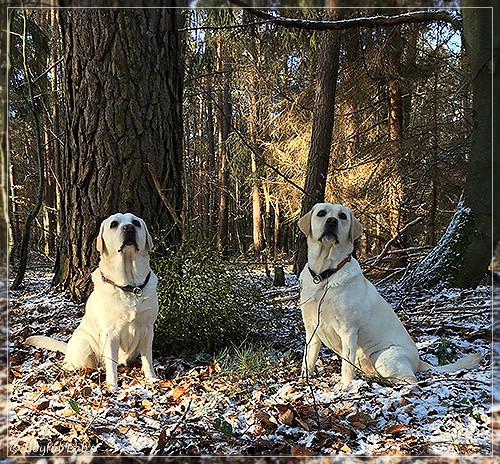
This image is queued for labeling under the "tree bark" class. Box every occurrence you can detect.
[53,9,183,301]
[494,3,500,247]
[294,1,340,274]
[406,4,492,289]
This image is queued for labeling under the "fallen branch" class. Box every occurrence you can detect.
[144,163,183,227]
[262,285,300,296]
[365,217,424,271]
[267,293,300,304]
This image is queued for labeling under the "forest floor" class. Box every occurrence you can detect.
[5,264,496,458]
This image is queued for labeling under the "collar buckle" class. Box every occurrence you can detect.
[132,287,143,297]
[312,274,323,285]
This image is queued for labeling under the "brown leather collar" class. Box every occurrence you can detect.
[100,270,151,297]
[308,254,352,284]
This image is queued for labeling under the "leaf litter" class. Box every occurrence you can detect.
[6,267,493,456]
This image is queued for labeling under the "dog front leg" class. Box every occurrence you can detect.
[339,329,357,387]
[103,335,119,391]
[138,326,157,380]
[302,332,322,379]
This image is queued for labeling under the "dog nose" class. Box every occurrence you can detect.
[326,217,338,225]
[123,224,135,232]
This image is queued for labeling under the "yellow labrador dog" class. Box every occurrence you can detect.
[27,213,159,391]
[298,202,481,387]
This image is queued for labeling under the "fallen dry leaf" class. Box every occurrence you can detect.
[275,404,294,425]
[340,443,352,453]
[34,400,50,411]
[168,384,189,402]
[141,399,153,410]
[290,444,315,456]
[387,423,408,435]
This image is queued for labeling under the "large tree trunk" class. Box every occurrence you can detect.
[53,9,183,301]
[294,0,340,274]
[406,5,491,289]
[494,3,500,247]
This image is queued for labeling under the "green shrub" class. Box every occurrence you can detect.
[152,241,265,357]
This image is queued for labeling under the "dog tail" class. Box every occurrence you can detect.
[26,336,67,354]
[419,352,481,374]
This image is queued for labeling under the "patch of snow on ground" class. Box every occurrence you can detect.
[6,269,493,457]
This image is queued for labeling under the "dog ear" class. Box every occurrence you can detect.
[349,211,363,243]
[298,210,312,237]
[96,221,108,255]
[143,220,154,252]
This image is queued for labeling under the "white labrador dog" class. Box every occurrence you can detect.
[298,202,481,387]
[27,213,159,391]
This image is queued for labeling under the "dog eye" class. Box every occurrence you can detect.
[132,220,141,228]
[110,221,119,229]
[316,210,326,217]
[339,212,347,220]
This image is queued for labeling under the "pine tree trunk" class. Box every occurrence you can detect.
[407,5,492,289]
[53,9,183,301]
[246,26,266,255]
[385,24,408,247]
[294,0,340,274]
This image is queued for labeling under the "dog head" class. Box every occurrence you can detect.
[97,213,153,256]
[298,203,363,249]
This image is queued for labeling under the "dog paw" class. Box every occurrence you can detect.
[334,378,354,390]
[105,383,118,393]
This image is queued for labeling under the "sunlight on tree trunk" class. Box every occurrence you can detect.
[294,0,340,274]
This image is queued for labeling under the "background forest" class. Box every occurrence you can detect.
[4,2,496,457]
[8,4,491,286]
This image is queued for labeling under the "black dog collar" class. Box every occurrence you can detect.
[308,254,352,284]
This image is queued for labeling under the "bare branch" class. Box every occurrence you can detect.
[229,1,462,31]
[366,216,424,271]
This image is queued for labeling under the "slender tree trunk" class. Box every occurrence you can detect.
[385,23,407,246]
[205,77,216,237]
[0,7,8,272]
[11,10,45,290]
[53,9,184,301]
[41,9,60,257]
[246,19,266,255]
[343,26,360,162]
[294,0,340,274]
[248,80,265,254]
[216,36,231,253]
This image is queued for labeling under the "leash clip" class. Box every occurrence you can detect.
[312,275,323,285]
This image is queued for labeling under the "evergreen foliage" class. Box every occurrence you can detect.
[152,239,265,356]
